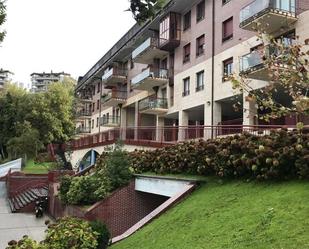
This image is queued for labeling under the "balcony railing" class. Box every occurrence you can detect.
[101,90,127,104]
[102,67,127,81]
[100,116,120,126]
[75,110,92,118]
[240,0,296,26]
[139,97,168,112]
[76,127,91,134]
[132,37,159,60]
[240,39,295,73]
[131,68,168,86]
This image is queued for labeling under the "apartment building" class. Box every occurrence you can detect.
[31,71,70,93]
[74,0,309,142]
[0,69,13,90]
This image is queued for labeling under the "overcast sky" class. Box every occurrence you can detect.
[0,0,136,85]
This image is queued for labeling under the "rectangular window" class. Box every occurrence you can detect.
[92,103,95,112]
[196,35,205,57]
[183,11,191,31]
[96,117,99,127]
[222,17,233,42]
[196,1,205,22]
[196,71,204,92]
[92,119,94,129]
[223,57,233,82]
[97,82,101,93]
[183,77,190,97]
[183,43,191,64]
[97,99,99,110]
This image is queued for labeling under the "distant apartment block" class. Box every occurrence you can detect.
[0,69,13,90]
[74,0,309,142]
[31,71,70,93]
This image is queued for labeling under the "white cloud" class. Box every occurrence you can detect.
[0,0,136,84]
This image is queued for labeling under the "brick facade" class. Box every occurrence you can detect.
[49,180,168,237]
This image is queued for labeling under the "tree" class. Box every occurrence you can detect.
[232,34,309,124]
[0,0,6,43]
[128,0,166,23]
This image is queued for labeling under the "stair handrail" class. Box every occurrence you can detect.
[10,181,48,198]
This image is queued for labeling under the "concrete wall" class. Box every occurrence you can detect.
[0,159,22,178]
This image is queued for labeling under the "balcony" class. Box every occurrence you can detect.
[240,40,294,80]
[131,68,169,91]
[102,67,127,87]
[76,127,91,135]
[139,97,168,115]
[101,90,127,110]
[75,110,92,120]
[100,116,120,127]
[132,37,168,64]
[239,0,297,33]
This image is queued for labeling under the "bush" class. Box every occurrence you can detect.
[6,236,45,249]
[90,220,110,249]
[60,142,132,206]
[58,175,72,204]
[44,217,98,249]
[130,130,309,180]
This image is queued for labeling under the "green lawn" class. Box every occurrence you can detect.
[111,178,309,249]
[22,159,54,174]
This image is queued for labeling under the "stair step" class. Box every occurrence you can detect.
[12,197,21,210]
[8,199,16,212]
[28,189,39,199]
[15,196,25,208]
[20,193,31,204]
[23,191,35,202]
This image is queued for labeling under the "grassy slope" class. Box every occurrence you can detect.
[22,159,53,174]
[112,179,309,249]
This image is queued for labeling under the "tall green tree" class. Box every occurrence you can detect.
[0,0,6,43]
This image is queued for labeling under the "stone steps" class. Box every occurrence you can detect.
[8,186,48,213]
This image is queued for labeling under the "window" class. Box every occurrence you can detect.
[92,103,95,112]
[196,35,205,57]
[183,77,190,97]
[222,0,231,5]
[222,17,233,42]
[97,82,101,93]
[96,117,99,127]
[130,59,134,69]
[183,11,191,31]
[196,1,205,22]
[223,57,233,82]
[97,99,100,110]
[92,119,94,129]
[196,71,204,92]
[183,43,191,64]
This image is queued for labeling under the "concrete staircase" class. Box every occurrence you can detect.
[8,186,48,213]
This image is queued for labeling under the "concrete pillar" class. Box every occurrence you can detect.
[156,116,165,142]
[204,102,212,139]
[213,101,222,126]
[134,101,139,140]
[120,107,127,140]
[178,110,189,141]
[243,94,258,126]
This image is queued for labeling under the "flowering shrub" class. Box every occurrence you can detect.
[129,130,309,180]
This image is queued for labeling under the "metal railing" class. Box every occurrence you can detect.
[75,110,92,118]
[139,97,168,111]
[76,127,91,134]
[131,68,168,86]
[240,0,296,24]
[102,67,127,81]
[100,116,121,126]
[70,124,297,150]
[101,90,127,103]
[132,37,159,60]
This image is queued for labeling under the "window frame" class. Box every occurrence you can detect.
[183,11,191,31]
[222,17,234,43]
[183,43,191,64]
[222,57,233,82]
[196,0,205,23]
[222,0,231,5]
[196,70,205,92]
[196,34,205,57]
[182,77,190,97]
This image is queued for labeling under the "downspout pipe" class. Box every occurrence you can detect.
[211,0,215,139]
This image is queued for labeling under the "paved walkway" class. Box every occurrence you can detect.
[0,182,47,248]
